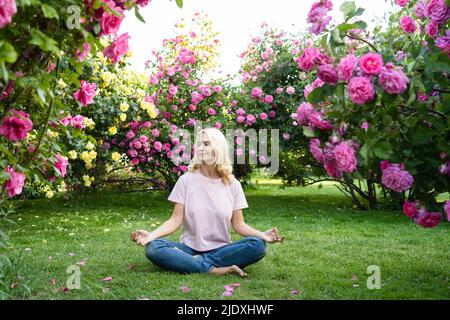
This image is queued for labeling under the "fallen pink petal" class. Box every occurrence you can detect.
[181,285,190,293]
[50,278,57,286]
[68,252,76,256]
[77,260,86,266]
[224,285,234,292]
[291,289,299,295]
[62,287,69,294]
[223,291,233,297]
[102,276,113,282]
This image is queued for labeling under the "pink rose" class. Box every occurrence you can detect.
[425,0,450,23]
[426,21,439,38]
[76,42,91,62]
[444,200,450,222]
[100,3,124,35]
[381,162,414,192]
[396,0,409,7]
[379,63,409,94]
[359,53,383,75]
[168,84,178,96]
[297,48,333,71]
[286,86,295,95]
[333,141,357,172]
[309,139,325,163]
[400,16,416,34]
[403,201,418,218]
[348,77,375,105]
[0,109,33,141]
[73,80,97,106]
[207,108,216,116]
[251,87,263,98]
[3,165,25,198]
[54,154,69,178]
[103,33,130,64]
[414,209,442,228]
[435,31,450,57]
[317,64,338,85]
[0,0,17,28]
[276,87,283,94]
[338,54,357,82]
[259,112,268,121]
[265,95,273,103]
[414,0,427,19]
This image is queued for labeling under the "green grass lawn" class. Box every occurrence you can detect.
[1,179,449,300]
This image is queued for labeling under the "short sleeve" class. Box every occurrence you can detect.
[168,175,187,205]
[233,179,249,210]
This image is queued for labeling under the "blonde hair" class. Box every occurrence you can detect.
[187,127,234,185]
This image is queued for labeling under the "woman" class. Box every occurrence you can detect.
[131,127,283,277]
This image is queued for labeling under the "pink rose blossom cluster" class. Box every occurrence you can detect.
[380,160,414,192]
[296,102,332,131]
[403,201,444,228]
[307,0,333,35]
[59,114,85,129]
[295,47,333,71]
[0,0,17,29]
[0,109,33,141]
[309,138,358,179]
[73,80,97,106]
[3,165,25,198]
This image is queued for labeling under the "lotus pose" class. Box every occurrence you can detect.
[131,127,284,277]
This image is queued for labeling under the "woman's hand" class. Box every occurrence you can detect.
[130,229,154,246]
[261,227,284,243]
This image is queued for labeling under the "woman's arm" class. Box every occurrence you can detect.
[231,209,284,243]
[132,203,184,245]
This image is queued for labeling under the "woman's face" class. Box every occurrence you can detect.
[195,133,216,165]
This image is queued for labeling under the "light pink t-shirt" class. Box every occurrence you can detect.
[167,170,249,252]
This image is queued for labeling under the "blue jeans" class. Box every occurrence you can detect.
[145,237,266,274]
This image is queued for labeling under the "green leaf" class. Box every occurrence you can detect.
[134,6,146,23]
[302,127,316,138]
[340,1,356,21]
[93,23,101,35]
[359,143,371,163]
[0,41,18,64]
[175,0,183,8]
[41,4,60,20]
[307,85,336,104]
[29,29,60,55]
[373,141,393,159]
[411,127,435,145]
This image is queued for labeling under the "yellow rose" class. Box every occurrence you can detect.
[101,71,113,83]
[119,102,129,112]
[111,152,121,161]
[108,126,117,135]
[86,142,95,151]
[119,113,127,122]
[147,104,157,119]
[85,162,93,170]
[46,190,54,199]
[88,150,97,160]
[58,79,67,89]
[83,118,95,129]
[68,150,77,160]
[80,151,89,161]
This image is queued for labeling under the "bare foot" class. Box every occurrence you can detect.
[209,265,248,277]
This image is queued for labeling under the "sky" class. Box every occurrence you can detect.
[121,0,394,77]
